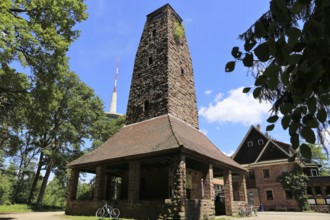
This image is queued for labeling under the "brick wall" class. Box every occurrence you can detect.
[250,162,299,211]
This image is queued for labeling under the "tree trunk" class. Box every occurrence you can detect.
[28,151,44,205]
[36,160,51,209]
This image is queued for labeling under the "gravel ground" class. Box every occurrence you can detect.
[0,211,329,220]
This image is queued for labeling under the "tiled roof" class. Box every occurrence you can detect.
[69,114,245,172]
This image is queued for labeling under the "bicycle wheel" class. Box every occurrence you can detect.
[253,208,258,216]
[95,207,105,217]
[110,208,120,218]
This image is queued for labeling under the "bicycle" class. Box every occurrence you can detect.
[238,204,258,217]
[95,200,120,218]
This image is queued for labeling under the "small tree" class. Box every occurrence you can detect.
[278,166,309,210]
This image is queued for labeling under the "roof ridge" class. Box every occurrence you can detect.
[167,114,182,146]
[124,115,168,128]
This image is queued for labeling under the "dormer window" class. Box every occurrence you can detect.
[258,139,264,145]
[247,141,253,147]
[311,169,318,176]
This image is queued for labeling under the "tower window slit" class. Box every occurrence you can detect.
[152,30,156,38]
[181,67,184,75]
[144,100,149,115]
[148,57,153,65]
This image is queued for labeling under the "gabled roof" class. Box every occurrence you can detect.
[255,139,292,162]
[232,125,295,165]
[69,114,245,172]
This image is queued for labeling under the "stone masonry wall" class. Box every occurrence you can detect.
[126,4,198,129]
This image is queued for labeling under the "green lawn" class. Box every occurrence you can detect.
[0,204,32,213]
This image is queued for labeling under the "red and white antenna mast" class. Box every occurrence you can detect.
[109,58,119,114]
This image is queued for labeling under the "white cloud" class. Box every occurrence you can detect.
[214,93,223,102]
[204,90,212,95]
[223,150,235,157]
[199,128,208,135]
[322,128,330,151]
[199,87,272,126]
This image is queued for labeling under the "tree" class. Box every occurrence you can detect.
[91,115,126,150]
[303,144,330,175]
[1,0,87,142]
[226,0,330,159]
[0,0,87,83]
[26,69,106,209]
[278,166,309,210]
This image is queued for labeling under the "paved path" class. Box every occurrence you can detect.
[0,211,329,220]
[0,211,65,220]
[232,211,330,220]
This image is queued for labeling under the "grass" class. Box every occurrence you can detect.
[0,204,33,213]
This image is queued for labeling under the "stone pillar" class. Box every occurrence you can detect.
[204,164,214,200]
[172,154,186,219]
[68,169,79,200]
[239,174,248,202]
[128,161,140,203]
[93,166,105,201]
[224,169,233,215]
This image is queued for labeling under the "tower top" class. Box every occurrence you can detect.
[147,4,183,22]
[126,4,198,129]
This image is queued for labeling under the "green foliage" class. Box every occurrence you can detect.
[0,172,12,205]
[0,204,32,213]
[225,0,330,160]
[173,21,185,42]
[76,182,94,200]
[43,178,67,208]
[91,115,126,150]
[278,166,309,210]
[303,144,330,176]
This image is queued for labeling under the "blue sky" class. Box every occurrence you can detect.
[67,0,294,156]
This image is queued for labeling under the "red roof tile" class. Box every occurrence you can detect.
[69,114,245,172]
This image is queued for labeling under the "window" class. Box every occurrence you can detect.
[285,190,293,199]
[281,167,289,175]
[325,186,330,195]
[148,57,153,65]
[181,67,184,75]
[258,139,264,145]
[144,100,149,115]
[266,190,273,200]
[311,169,318,176]
[152,29,156,38]
[314,186,322,195]
[307,186,313,196]
[249,171,255,179]
[247,141,253,147]
[263,169,270,178]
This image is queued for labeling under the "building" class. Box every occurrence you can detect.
[66,4,247,219]
[232,125,330,212]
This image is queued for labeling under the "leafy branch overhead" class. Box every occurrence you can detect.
[225,0,330,159]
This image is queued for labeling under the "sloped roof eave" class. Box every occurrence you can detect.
[68,114,245,172]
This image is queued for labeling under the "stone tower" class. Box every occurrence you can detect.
[126,4,198,129]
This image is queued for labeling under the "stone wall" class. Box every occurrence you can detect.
[126,4,198,129]
[310,205,330,213]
